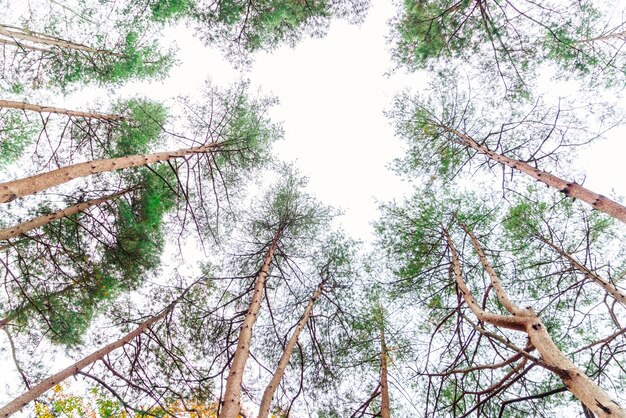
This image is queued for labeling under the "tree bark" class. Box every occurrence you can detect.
[380,327,391,418]
[220,229,281,418]
[257,279,325,418]
[0,99,125,121]
[439,125,626,224]
[576,30,626,43]
[444,227,625,417]
[534,234,626,307]
[0,24,124,56]
[0,295,182,417]
[0,189,129,241]
[0,142,223,203]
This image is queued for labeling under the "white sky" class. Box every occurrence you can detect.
[119,0,424,243]
[129,0,625,242]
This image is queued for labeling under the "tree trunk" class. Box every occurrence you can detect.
[576,30,626,43]
[380,328,391,418]
[0,296,180,417]
[0,99,125,121]
[444,226,625,417]
[439,125,626,224]
[257,279,325,418]
[0,24,124,56]
[220,229,281,418]
[535,235,626,307]
[0,189,129,241]
[0,142,223,203]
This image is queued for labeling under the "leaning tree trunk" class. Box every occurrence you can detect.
[0,189,130,241]
[444,224,625,418]
[0,141,223,203]
[0,24,124,56]
[576,30,626,43]
[439,125,626,224]
[380,327,391,418]
[535,234,626,307]
[0,99,125,121]
[0,293,184,417]
[257,279,326,418]
[220,229,282,418]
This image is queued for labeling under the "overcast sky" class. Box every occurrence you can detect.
[117,0,425,243]
[136,0,625,243]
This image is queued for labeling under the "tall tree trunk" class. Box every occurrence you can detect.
[257,279,325,418]
[576,30,626,43]
[0,189,129,241]
[0,293,183,417]
[0,24,124,56]
[438,125,626,224]
[0,99,125,121]
[444,225,625,417]
[534,234,626,307]
[380,327,391,418]
[0,37,49,53]
[0,142,223,203]
[220,229,282,418]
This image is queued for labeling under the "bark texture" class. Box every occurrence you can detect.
[0,298,179,417]
[444,225,625,417]
[219,230,281,418]
[440,125,626,224]
[380,327,391,418]
[0,99,124,121]
[0,24,123,56]
[257,279,325,418]
[0,189,128,241]
[0,142,222,203]
[535,235,626,307]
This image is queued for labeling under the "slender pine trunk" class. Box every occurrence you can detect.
[380,328,391,418]
[0,99,125,121]
[220,229,282,418]
[444,226,625,417]
[257,279,325,418]
[0,142,223,203]
[535,235,626,307]
[0,24,124,56]
[576,30,626,43]
[439,125,626,224]
[0,296,181,417]
[0,189,129,241]
[0,37,49,52]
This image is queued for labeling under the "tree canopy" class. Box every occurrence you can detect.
[0,0,625,417]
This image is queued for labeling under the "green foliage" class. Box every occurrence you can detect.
[250,167,333,247]
[210,83,281,174]
[393,0,474,69]
[193,0,369,58]
[390,0,626,92]
[388,85,469,182]
[72,31,172,86]
[1,24,173,91]
[376,188,492,288]
[111,99,167,157]
[3,167,177,346]
[149,0,193,21]
[105,166,177,291]
[0,111,36,168]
